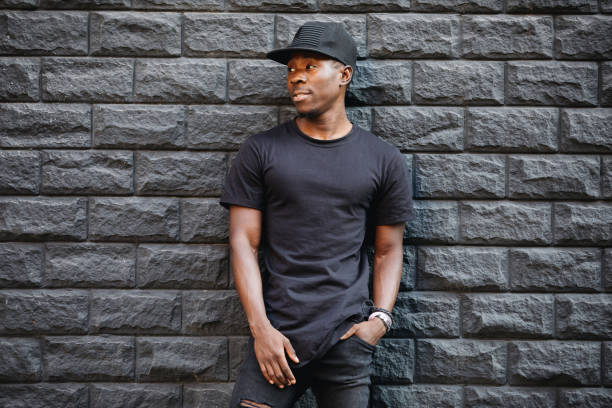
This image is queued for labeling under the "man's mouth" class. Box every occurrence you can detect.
[292,91,311,102]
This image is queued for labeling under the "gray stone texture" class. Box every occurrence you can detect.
[131,0,223,9]
[372,338,414,383]
[555,16,612,59]
[556,294,612,339]
[0,243,42,287]
[0,57,39,101]
[411,0,502,12]
[603,62,612,106]
[392,292,460,338]
[41,0,131,7]
[405,201,459,244]
[228,59,288,104]
[347,60,411,106]
[559,388,612,408]
[604,157,612,199]
[0,337,41,381]
[553,203,612,245]
[181,198,229,242]
[182,290,249,335]
[90,384,181,408]
[560,108,612,152]
[506,0,598,12]
[464,386,555,408]
[319,0,410,11]
[183,383,235,407]
[0,149,39,194]
[372,384,463,408]
[0,383,88,408]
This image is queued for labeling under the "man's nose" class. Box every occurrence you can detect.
[289,71,306,83]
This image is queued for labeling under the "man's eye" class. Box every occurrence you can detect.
[306,64,315,69]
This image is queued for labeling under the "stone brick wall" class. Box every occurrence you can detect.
[0,0,611,407]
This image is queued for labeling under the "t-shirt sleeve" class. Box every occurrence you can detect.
[219,137,265,211]
[373,150,415,225]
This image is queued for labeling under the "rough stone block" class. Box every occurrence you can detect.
[90,12,181,56]
[506,61,598,106]
[228,0,315,10]
[229,336,249,381]
[606,342,612,386]
[392,292,460,338]
[560,108,612,152]
[462,16,552,59]
[508,341,600,385]
[464,386,555,408]
[506,0,598,13]
[182,290,249,335]
[319,0,410,11]
[0,57,39,101]
[372,384,463,408]
[413,61,504,105]
[462,294,553,338]
[131,0,223,9]
[509,155,600,199]
[604,249,612,291]
[0,11,88,55]
[347,60,411,105]
[556,294,612,339]
[368,13,459,58]
[0,197,87,241]
[184,13,274,57]
[45,243,135,288]
[466,107,558,152]
[509,248,601,292]
[187,105,277,150]
[553,203,612,245]
[228,59,288,104]
[399,245,416,291]
[45,335,134,381]
[372,107,463,152]
[134,58,226,103]
[41,0,131,7]
[555,16,612,59]
[0,103,90,148]
[181,198,229,242]
[93,104,185,149]
[135,151,226,196]
[0,150,39,194]
[405,201,459,244]
[460,201,551,245]
[411,0,502,12]
[372,339,414,384]
[416,339,506,384]
[604,157,612,199]
[559,388,612,408]
[41,150,133,195]
[0,243,42,287]
[89,197,180,242]
[90,384,180,408]
[415,153,505,198]
[0,383,88,408]
[603,62,612,106]
[183,383,235,407]
[136,336,227,381]
[0,337,41,381]
[0,0,38,7]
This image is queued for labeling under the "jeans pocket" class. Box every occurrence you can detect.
[350,333,377,351]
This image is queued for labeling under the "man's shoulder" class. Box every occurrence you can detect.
[242,120,289,149]
[358,126,402,158]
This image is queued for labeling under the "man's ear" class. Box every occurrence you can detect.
[340,64,353,87]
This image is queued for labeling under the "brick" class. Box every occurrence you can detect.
[508,341,600,385]
[132,0,224,9]
[417,246,508,291]
[187,105,277,150]
[460,201,551,245]
[467,108,558,152]
[93,104,185,149]
[42,57,132,102]
[181,198,229,242]
[416,339,506,384]
[464,386,555,408]
[605,249,612,291]
[182,290,248,335]
[45,335,134,381]
[0,197,87,241]
[405,201,459,244]
[40,0,131,7]
[0,57,39,101]
[183,383,235,407]
[556,294,612,339]
[137,244,228,288]
[410,0,503,12]
[89,197,179,242]
[0,290,88,334]
[319,0,410,11]
[372,385,462,408]
[560,108,612,152]
[136,336,227,381]
[90,384,180,408]
[399,245,416,291]
[228,59,288,104]
[509,155,599,199]
[506,0,598,13]
[229,336,249,381]
[372,339,414,384]
[0,337,41,381]
[135,151,226,196]
[462,16,552,59]
[373,107,463,152]
[559,388,612,408]
[413,61,504,105]
[0,103,90,148]
[41,150,133,195]
[0,11,88,55]
[347,60,411,105]
[0,383,88,408]
[555,16,612,59]
[506,61,598,106]
[462,294,553,338]
[603,62,612,106]
[184,13,274,57]
[45,243,135,288]
[415,153,505,198]
[0,150,39,194]
[90,290,181,334]
[553,203,612,245]
[90,12,181,57]
[0,243,42,287]
[392,292,460,338]
[604,157,612,199]
[134,59,225,103]
[509,248,601,292]
[368,14,459,58]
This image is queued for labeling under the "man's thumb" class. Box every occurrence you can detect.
[284,337,299,363]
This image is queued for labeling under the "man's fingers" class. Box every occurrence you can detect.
[278,354,296,385]
[339,324,357,340]
[259,362,273,385]
[270,360,286,388]
[283,337,300,364]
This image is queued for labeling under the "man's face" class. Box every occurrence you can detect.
[286,51,350,117]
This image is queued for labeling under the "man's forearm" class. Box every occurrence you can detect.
[371,242,403,312]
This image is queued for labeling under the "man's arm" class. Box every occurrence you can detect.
[340,222,405,345]
[228,205,299,389]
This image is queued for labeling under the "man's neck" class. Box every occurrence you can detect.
[295,108,353,141]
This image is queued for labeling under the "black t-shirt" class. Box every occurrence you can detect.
[219,117,415,367]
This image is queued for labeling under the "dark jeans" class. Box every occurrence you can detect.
[229,332,376,408]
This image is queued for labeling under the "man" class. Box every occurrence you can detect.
[219,21,414,408]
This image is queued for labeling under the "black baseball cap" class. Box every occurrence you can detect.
[266,21,357,70]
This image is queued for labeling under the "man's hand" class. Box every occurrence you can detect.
[252,323,300,389]
[339,318,387,346]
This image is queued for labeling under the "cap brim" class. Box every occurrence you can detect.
[266,46,346,66]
